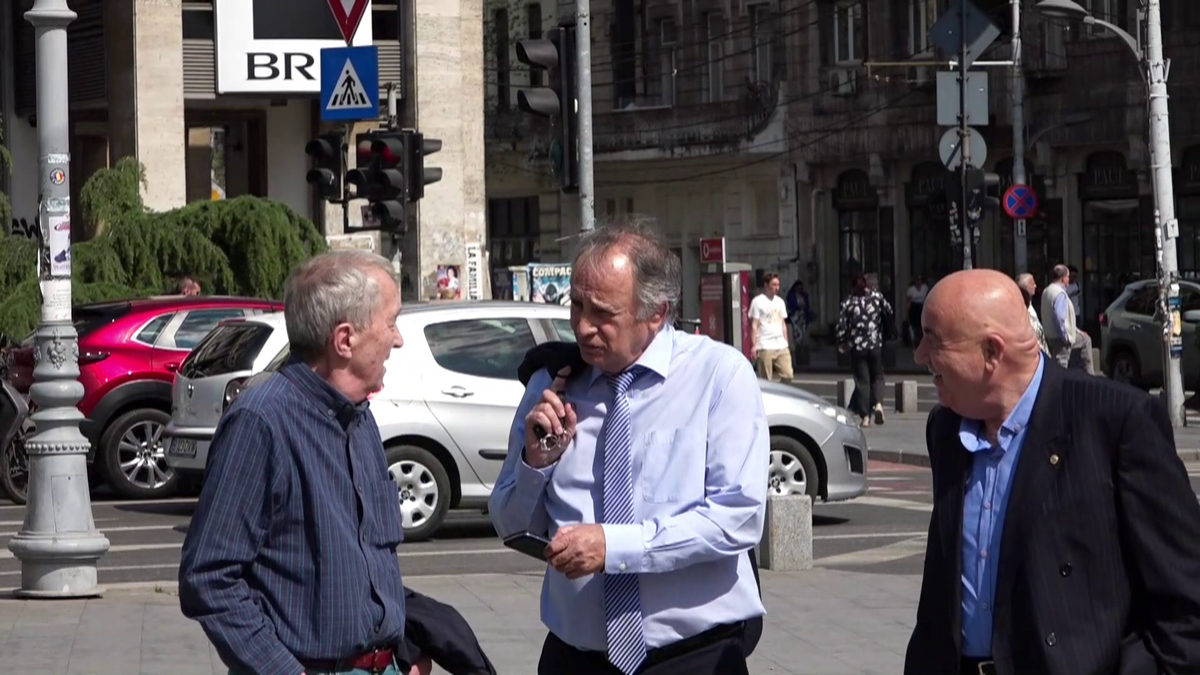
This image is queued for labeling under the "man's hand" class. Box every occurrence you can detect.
[523,367,576,469]
[547,524,606,580]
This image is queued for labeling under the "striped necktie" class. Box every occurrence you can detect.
[602,366,647,675]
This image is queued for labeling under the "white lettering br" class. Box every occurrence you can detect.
[247,53,317,81]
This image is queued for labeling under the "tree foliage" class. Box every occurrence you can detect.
[0,157,327,339]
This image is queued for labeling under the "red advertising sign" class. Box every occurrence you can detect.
[699,274,726,343]
[326,0,371,45]
[700,237,726,265]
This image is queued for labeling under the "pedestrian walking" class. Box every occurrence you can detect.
[905,269,1200,675]
[904,275,929,346]
[178,250,420,675]
[1015,273,1049,356]
[1041,263,1095,374]
[785,279,812,348]
[490,217,769,675]
[835,274,893,426]
[750,272,793,382]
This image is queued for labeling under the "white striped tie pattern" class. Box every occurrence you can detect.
[602,366,648,675]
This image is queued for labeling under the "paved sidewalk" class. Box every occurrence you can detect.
[863,412,1200,466]
[0,569,921,675]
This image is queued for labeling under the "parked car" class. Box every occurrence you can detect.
[164,313,291,481]
[182,302,868,541]
[1099,279,1200,390]
[8,296,284,499]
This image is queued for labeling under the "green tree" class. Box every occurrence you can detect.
[0,157,327,339]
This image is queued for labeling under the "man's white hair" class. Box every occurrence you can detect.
[283,249,395,363]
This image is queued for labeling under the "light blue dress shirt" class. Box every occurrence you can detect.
[958,353,1045,658]
[489,326,770,652]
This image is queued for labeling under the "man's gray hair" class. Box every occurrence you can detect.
[284,249,396,362]
[1051,264,1070,282]
[1016,273,1035,289]
[573,215,682,323]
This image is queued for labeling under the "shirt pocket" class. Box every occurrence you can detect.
[640,429,707,504]
[369,473,406,548]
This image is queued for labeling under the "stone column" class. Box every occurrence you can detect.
[104,0,187,211]
[413,0,487,299]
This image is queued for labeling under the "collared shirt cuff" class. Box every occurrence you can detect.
[602,523,645,574]
[514,451,554,508]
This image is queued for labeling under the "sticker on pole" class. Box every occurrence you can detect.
[1002,183,1039,219]
[320,46,379,122]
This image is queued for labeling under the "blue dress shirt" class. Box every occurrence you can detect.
[958,354,1045,658]
[489,326,770,652]
[1052,291,1072,341]
[180,359,408,675]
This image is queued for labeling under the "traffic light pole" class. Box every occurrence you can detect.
[9,0,110,598]
[1010,0,1028,274]
[958,0,973,270]
[575,0,596,233]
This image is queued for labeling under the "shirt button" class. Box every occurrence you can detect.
[619,562,627,572]
[981,602,990,610]
[1046,632,1057,646]
[980,550,988,559]
[983,501,992,510]
[326,409,334,416]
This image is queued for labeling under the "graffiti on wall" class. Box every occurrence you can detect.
[7,217,39,240]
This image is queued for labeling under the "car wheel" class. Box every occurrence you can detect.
[769,435,820,500]
[100,409,180,500]
[385,445,451,543]
[1109,350,1141,387]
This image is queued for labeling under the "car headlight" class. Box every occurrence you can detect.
[807,400,856,426]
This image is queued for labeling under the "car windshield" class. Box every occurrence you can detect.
[72,304,133,339]
[180,323,275,379]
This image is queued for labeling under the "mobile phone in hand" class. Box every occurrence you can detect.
[503,532,552,561]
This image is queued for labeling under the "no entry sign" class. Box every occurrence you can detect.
[1002,183,1039,220]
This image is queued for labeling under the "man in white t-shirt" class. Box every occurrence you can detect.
[750,272,793,382]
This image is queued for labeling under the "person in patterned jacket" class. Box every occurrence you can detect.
[836,274,894,426]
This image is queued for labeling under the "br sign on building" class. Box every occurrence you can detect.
[214,0,376,94]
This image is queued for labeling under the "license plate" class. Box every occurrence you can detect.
[169,438,197,457]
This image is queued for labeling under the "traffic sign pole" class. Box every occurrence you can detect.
[959,0,972,270]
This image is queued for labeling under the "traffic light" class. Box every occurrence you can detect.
[404,131,443,202]
[515,23,578,192]
[304,134,343,201]
[346,131,408,231]
[965,169,1001,212]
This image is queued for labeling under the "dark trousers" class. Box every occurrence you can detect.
[536,623,750,675]
[849,347,884,417]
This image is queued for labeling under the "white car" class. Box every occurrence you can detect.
[175,302,869,542]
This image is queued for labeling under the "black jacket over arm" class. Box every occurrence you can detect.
[904,361,1200,675]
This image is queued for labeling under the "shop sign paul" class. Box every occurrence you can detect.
[214,0,375,94]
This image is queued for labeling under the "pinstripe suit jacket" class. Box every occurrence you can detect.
[904,361,1200,675]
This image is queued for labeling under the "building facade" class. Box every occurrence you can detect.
[483,0,801,321]
[788,0,1200,340]
[1,0,485,299]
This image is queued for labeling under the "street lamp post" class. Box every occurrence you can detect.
[7,0,110,597]
[1035,0,1185,428]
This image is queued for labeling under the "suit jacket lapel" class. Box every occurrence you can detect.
[994,361,1071,606]
[933,412,970,647]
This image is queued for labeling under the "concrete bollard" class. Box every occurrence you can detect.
[894,380,919,413]
[836,379,855,408]
[758,494,813,571]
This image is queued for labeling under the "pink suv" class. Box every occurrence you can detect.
[11,296,283,499]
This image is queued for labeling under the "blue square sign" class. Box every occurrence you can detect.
[320,45,380,122]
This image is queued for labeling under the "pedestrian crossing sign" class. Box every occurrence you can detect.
[320,45,380,122]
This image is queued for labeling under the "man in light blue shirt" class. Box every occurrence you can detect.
[1041,264,1094,374]
[489,218,769,675]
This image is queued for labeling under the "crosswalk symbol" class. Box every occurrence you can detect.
[326,58,372,111]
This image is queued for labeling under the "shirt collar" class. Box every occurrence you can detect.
[586,324,675,388]
[959,353,1046,454]
[279,356,368,429]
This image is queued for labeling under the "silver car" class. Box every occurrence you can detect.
[164,313,291,478]
[188,302,868,541]
[1099,279,1200,390]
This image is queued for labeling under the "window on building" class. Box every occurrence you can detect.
[494,8,510,110]
[908,0,935,55]
[1084,0,1130,38]
[649,17,678,106]
[372,3,399,41]
[749,5,772,83]
[527,4,543,86]
[701,13,724,102]
[487,197,541,298]
[181,1,215,40]
[834,0,863,63]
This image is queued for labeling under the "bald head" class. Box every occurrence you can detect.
[917,270,1043,427]
[923,269,1037,349]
